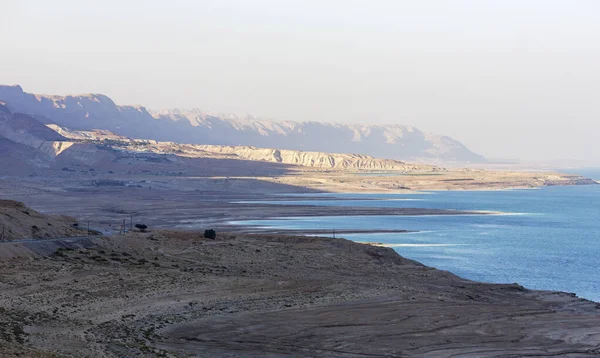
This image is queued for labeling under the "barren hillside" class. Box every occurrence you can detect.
[1,231,599,357]
[0,200,81,240]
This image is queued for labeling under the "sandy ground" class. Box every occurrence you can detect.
[1,231,599,357]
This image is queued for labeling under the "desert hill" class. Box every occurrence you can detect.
[0,200,80,240]
[0,105,118,174]
[0,85,485,163]
[0,104,65,147]
[0,136,51,175]
[2,230,600,356]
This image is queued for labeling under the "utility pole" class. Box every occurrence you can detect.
[333,229,335,239]
[130,214,133,231]
[87,221,90,237]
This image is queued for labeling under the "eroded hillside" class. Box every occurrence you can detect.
[0,200,81,240]
[46,125,440,171]
[1,231,600,357]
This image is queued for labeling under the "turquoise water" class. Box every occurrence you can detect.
[231,184,600,302]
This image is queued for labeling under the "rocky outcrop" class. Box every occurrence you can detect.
[46,124,124,142]
[48,125,438,171]
[191,145,437,171]
[0,85,486,163]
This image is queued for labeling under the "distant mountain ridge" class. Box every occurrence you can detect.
[0,85,486,163]
[0,101,442,174]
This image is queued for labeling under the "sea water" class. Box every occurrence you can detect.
[231,182,600,302]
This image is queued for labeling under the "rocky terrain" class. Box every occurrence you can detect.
[1,231,599,357]
[0,200,80,240]
[0,84,485,163]
[50,125,438,172]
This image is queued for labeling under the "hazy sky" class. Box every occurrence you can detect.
[1,0,599,164]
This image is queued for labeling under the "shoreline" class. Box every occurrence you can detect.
[219,228,417,235]
[2,231,599,357]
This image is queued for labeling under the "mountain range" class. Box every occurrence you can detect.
[0,101,437,176]
[0,85,485,163]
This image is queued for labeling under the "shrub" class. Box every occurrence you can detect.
[204,229,216,240]
[135,224,148,232]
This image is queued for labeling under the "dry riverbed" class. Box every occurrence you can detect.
[1,231,600,357]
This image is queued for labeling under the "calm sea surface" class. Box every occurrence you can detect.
[231,172,600,301]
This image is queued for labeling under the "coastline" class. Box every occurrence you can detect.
[2,231,599,357]
[216,185,600,303]
[2,182,600,356]
[0,175,511,233]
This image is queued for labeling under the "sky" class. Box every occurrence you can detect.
[1,0,599,164]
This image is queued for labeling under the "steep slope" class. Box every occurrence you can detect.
[0,136,51,175]
[0,105,54,174]
[49,125,438,171]
[0,200,80,240]
[0,85,485,163]
[0,105,65,148]
[0,105,118,172]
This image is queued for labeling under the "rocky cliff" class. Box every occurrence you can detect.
[190,145,436,171]
[0,85,486,163]
[47,125,438,171]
